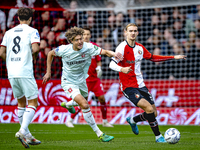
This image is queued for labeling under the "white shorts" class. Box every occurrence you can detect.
[9,78,38,100]
[61,79,88,100]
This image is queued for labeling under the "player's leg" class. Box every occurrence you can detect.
[124,87,166,142]
[66,106,81,127]
[138,87,165,142]
[60,83,78,113]
[61,82,114,142]
[18,78,41,146]
[89,79,113,127]
[137,99,166,143]
[17,95,26,126]
[61,100,77,113]
[74,94,114,142]
[9,78,30,148]
[23,98,41,145]
[97,95,113,127]
[16,96,30,148]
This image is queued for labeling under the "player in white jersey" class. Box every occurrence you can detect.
[109,23,186,143]
[42,26,123,142]
[0,7,41,148]
[65,27,113,128]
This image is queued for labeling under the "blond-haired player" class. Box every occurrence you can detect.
[109,23,186,143]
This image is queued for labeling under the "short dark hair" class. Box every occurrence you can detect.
[82,27,91,32]
[17,7,34,21]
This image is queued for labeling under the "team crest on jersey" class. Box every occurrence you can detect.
[138,50,142,55]
[94,45,98,50]
[82,54,85,58]
[68,88,73,93]
[135,93,140,99]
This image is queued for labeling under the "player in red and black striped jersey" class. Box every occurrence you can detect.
[109,23,186,143]
[66,27,113,128]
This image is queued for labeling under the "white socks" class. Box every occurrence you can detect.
[102,119,108,123]
[156,134,162,140]
[20,106,36,135]
[130,117,136,124]
[65,100,79,108]
[17,107,25,125]
[82,108,103,137]
[68,117,73,122]
[18,107,30,135]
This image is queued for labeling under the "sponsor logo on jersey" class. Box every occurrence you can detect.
[126,59,142,64]
[66,60,86,65]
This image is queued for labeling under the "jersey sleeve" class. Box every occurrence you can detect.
[150,55,174,62]
[31,29,40,44]
[0,32,7,47]
[54,45,66,57]
[142,45,152,59]
[89,43,101,56]
[111,42,125,64]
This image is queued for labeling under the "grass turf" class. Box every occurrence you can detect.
[0,123,200,150]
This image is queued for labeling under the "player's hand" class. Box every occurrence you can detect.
[114,52,123,61]
[121,66,132,74]
[42,72,51,84]
[174,55,187,60]
[96,66,102,78]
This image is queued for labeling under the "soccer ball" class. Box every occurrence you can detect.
[164,128,181,144]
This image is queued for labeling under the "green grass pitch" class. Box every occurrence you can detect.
[0,123,200,150]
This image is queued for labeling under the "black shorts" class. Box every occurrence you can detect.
[123,86,154,106]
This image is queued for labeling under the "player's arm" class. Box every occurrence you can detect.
[142,46,186,62]
[42,49,56,84]
[149,55,186,62]
[100,49,123,61]
[109,60,132,74]
[0,46,6,61]
[32,43,40,62]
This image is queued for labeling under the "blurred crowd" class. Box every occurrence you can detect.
[0,0,199,79]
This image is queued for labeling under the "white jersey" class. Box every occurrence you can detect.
[1,24,40,78]
[55,42,101,84]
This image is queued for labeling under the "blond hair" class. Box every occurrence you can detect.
[125,23,138,31]
[65,27,84,43]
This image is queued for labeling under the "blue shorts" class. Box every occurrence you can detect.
[123,86,154,106]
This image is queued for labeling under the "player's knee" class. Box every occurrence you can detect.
[81,103,90,109]
[145,106,154,114]
[98,95,105,103]
[154,111,158,117]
